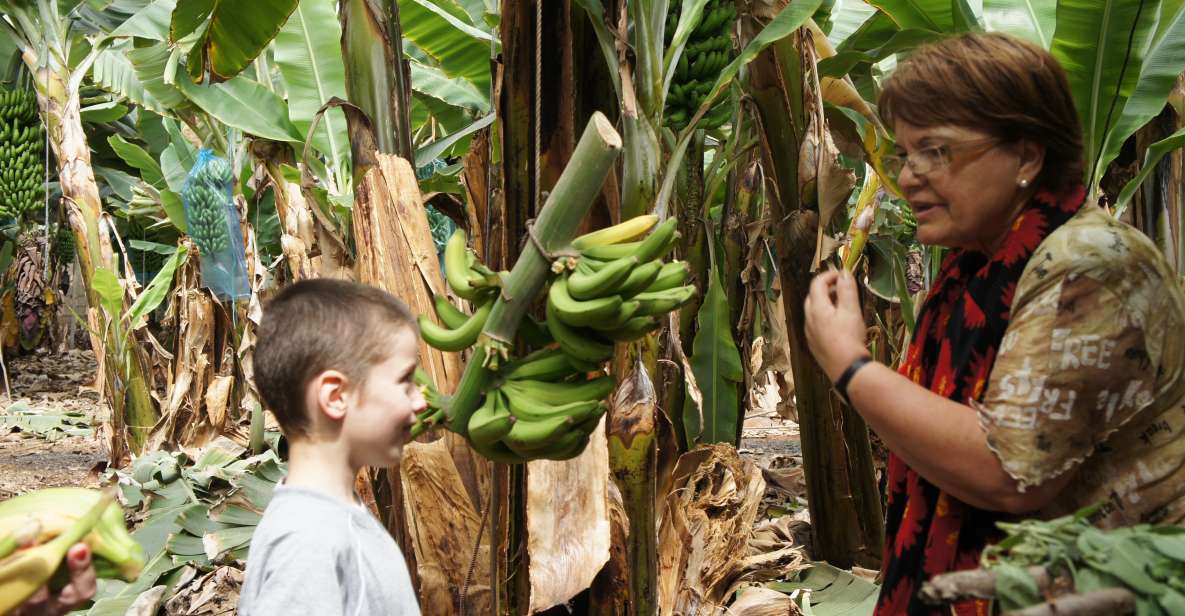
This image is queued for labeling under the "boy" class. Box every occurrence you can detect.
[239,279,424,615]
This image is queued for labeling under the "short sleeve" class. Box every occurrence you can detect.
[973,271,1156,492]
[240,531,347,616]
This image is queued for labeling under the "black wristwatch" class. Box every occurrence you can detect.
[834,356,873,406]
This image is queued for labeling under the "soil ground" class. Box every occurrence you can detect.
[0,348,107,498]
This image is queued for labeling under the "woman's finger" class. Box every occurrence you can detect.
[835,270,860,309]
[809,270,841,301]
[54,544,97,611]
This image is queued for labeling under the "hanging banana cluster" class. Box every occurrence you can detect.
[418,215,695,463]
[181,155,234,256]
[0,88,44,220]
[664,0,737,130]
[0,487,145,613]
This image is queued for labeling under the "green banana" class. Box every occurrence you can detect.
[502,375,616,406]
[0,487,144,584]
[547,275,622,327]
[432,294,469,329]
[545,300,614,364]
[443,229,486,301]
[633,285,697,316]
[0,493,112,614]
[572,214,657,249]
[602,316,662,342]
[614,260,663,298]
[578,241,642,261]
[418,299,494,352]
[467,392,516,446]
[568,256,637,300]
[502,414,579,456]
[501,386,606,424]
[469,437,529,464]
[504,347,580,381]
[647,260,691,292]
[587,300,642,331]
[632,217,679,263]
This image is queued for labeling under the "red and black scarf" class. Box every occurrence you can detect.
[874,185,1086,616]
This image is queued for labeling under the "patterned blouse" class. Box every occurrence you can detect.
[875,189,1185,615]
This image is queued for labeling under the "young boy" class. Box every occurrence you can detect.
[239,279,424,615]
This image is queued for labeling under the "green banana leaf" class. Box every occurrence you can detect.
[1050,0,1159,191]
[409,60,490,112]
[817,28,941,78]
[414,112,493,168]
[1115,124,1185,215]
[175,74,303,143]
[835,10,899,53]
[399,0,494,94]
[92,46,173,116]
[124,43,190,112]
[1096,2,1185,182]
[274,0,350,174]
[661,0,713,98]
[682,262,743,446]
[768,562,880,615]
[866,0,958,32]
[107,134,165,188]
[81,100,130,123]
[126,244,187,328]
[169,0,298,82]
[982,0,1056,47]
[109,0,175,39]
[826,0,879,47]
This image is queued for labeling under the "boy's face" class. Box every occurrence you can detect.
[342,328,426,467]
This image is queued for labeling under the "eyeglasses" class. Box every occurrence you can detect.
[882,138,999,181]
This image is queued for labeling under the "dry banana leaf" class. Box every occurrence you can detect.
[526,416,612,614]
[725,586,801,615]
[400,440,491,615]
[657,444,767,615]
[162,565,243,616]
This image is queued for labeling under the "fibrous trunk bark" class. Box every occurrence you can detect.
[745,30,883,569]
[30,54,157,459]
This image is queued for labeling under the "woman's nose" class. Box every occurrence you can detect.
[895,162,924,192]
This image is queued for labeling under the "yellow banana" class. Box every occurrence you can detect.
[572,214,658,249]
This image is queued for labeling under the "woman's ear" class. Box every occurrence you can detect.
[1017,139,1045,186]
[311,370,351,421]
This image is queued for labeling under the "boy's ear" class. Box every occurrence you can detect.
[311,370,352,421]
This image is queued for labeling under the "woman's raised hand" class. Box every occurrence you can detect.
[804,269,870,382]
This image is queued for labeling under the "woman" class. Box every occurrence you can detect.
[805,32,1185,615]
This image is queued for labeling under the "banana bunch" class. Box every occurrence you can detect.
[664,0,737,130]
[466,348,614,463]
[181,153,235,257]
[547,215,695,364]
[0,88,44,220]
[0,488,145,613]
[418,228,502,353]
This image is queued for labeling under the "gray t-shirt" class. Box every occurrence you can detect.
[238,485,420,616]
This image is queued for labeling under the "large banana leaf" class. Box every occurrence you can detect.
[682,261,743,446]
[982,0,1056,47]
[108,134,165,188]
[817,28,941,78]
[274,0,350,173]
[1051,0,1159,190]
[170,0,299,82]
[125,43,190,112]
[109,0,174,39]
[866,0,956,32]
[1096,2,1185,181]
[398,0,493,93]
[827,0,879,47]
[408,60,490,112]
[92,42,177,115]
[175,75,303,143]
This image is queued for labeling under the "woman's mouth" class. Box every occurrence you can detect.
[911,202,943,221]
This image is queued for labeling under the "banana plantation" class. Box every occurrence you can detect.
[1,0,1184,614]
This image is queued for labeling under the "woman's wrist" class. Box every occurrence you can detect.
[834,355,873,405]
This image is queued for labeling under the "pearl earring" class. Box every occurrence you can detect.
[1018,178,1030,188]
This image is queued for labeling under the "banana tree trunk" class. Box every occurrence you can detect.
[745,30,883,569]
[28,52,156,459]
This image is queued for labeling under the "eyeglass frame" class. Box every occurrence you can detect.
[882,137,1001,181]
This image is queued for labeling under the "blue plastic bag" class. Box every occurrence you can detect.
[181,149,250,300]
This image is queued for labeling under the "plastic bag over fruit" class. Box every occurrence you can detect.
[181,149,249,300]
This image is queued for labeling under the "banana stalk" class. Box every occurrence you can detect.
[444,113,622,434]
[339,0,414,162]
[841,173,882,272]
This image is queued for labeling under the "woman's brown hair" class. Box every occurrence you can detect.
[879,32,1084,191]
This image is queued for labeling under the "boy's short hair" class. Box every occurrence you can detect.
[254,279,416,438]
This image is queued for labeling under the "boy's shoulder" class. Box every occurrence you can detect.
[252,486,370,552]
